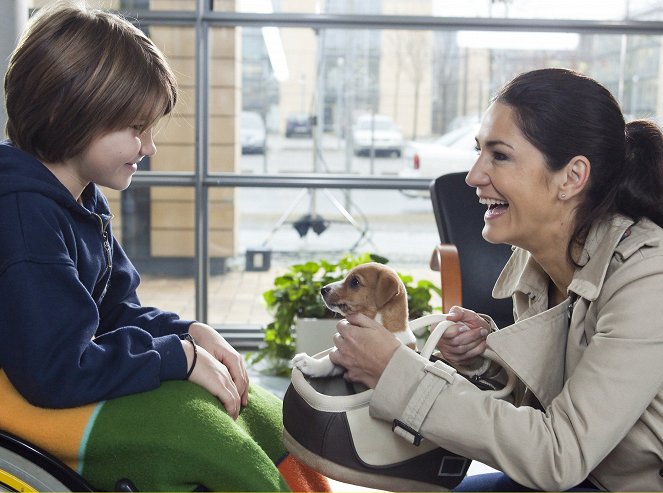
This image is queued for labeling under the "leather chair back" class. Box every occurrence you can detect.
[430,172,514,328]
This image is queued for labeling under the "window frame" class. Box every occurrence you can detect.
[118,1,663,327]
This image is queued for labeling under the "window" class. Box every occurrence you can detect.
[15,0,663,344]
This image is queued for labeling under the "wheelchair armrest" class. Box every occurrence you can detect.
[429,244,462,313]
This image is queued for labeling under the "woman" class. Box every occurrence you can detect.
[0,3,328,491]
[329,68,663,491]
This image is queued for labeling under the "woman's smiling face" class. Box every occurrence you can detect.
[467,102,569,254]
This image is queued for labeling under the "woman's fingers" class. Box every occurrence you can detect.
[436,321,488,364]
[446,306,490,331]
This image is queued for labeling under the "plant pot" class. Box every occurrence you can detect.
[295,318,339,355]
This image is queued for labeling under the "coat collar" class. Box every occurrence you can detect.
[486,215,647,408]
[492,215,634,303]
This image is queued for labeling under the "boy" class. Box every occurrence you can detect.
[1,3,328,491]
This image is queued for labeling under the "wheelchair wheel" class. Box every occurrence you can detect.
[0,431,94,492]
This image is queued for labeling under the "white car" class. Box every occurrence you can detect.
[399,123,479,180]
[352,114,404,158]
[240,111,266,154]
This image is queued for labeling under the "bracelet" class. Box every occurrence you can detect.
[180,333,198,379]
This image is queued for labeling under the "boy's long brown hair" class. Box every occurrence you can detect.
[4,1,178,163]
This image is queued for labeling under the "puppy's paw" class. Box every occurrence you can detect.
[291,353,335,378]
[291,352,311,369]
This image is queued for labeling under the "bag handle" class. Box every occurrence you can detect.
[410,314,516,399]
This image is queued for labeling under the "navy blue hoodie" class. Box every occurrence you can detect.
[0,142,192,408]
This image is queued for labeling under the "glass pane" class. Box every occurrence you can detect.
[31,0,196,10]
[146,0,196,10]
[227,24,663,180]
[15,2,663,336]
[102,186,197,321]
[210,27,241,173]
[149,25,197,172]
[208,187,442,327]
[448,0,663,21]
[227,0,663,21]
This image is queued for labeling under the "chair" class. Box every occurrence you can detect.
[429,172,514,328]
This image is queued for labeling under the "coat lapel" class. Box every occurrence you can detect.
[487,216,637,409]
[487,299,571,409]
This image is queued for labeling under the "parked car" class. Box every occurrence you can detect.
[352,114,404,158]
[240,111,266,154]
[285,113,313,138]
[398,123,479,198]
[399,123,479,179]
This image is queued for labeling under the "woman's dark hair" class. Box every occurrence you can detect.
[495,68,663,264]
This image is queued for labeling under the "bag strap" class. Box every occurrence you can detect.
[411,315,517,399]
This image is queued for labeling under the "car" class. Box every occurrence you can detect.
[285,113,313,138]
[352,114,404,158]
[399,123,480,180]
[240,111,266,154]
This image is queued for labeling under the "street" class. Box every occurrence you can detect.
[239,133,407,176]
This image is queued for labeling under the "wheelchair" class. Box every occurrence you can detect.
[0,431,136,492]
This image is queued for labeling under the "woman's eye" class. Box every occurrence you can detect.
[494,152,508,161]
[474,144,481,154]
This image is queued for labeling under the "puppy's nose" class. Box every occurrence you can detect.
[320,286,331,296]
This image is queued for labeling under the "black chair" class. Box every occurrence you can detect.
[429,172,514,328]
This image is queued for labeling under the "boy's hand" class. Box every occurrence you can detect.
[184,322,250,418]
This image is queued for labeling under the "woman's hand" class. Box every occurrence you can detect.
[184,322,250,418]
[328,313,401,389]
[437,306,490,367]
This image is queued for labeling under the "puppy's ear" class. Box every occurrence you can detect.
[375,270,401,308]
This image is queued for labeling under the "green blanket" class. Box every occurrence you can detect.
[0,372,329,492]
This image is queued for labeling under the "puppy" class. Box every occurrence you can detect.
[291,262,416,378]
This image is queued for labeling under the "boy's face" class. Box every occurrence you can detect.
[69,125,156,192]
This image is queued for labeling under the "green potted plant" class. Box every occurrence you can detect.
[247,252,441,376]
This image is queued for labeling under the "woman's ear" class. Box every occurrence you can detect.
[558,155,590,201]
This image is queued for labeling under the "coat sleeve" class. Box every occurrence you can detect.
[370,252,663,491]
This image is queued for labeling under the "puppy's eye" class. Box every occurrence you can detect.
[349,276,360,288]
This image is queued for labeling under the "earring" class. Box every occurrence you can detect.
[560,193,567,200]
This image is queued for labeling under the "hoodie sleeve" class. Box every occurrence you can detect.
[0,195,189,408]
[96,235,194,339]
[0,259,189,408]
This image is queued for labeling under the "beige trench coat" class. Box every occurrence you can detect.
[370,215,663,491]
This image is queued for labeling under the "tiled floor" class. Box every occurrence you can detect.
[136,258,441,327]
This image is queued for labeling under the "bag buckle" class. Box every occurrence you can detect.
[392,419,424,446]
